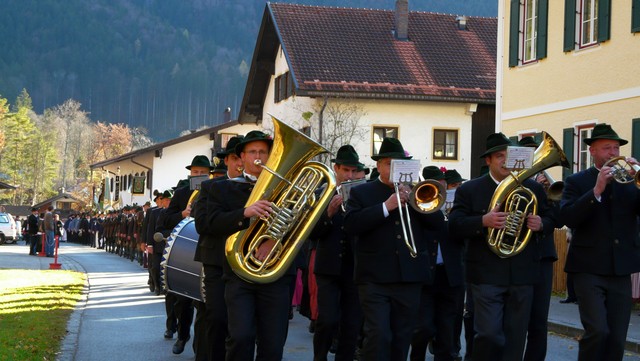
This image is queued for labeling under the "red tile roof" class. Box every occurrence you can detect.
[269,2,496,102]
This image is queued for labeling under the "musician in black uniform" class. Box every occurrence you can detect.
[518,136,560,361]
[205,130,294,361]
[448,133,555,361]
[343,138,445,361]
[159,155,213,355]
[560,124,640,361]
[143,191,162,293]
[410,166,464,361]
[194,135,244,361]
[310,145,364,361]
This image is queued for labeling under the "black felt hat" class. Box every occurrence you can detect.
[371,138,412,161]
[235,130,273,155]
[584,123,628,145]
[357,164,370,175]
[518,136,538,148]
[217,136,245,158]
[444,169,466,184]
[186,155,214,170]
[422,166,445,181]
[162,189,174,199]
[331,145,363,167]
[480,133,514,158]
[211,157,228,174]
[369,167,380,181]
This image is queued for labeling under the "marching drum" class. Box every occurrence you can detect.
[161,218,205,302]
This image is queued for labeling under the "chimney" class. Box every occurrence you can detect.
[456,16,468,30]
[394,0,409,40]
[223,107,231,122]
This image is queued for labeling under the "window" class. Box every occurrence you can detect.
[564,0,611,52]
[433,129,458,160]
[523,0,538,62]
[633,0,640,33]
[372,126,398,156]
[509,0,548,67]
[274,71,295,103]
[580,0,598,47]
[577,125,594,171]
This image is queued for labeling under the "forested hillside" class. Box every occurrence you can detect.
[0,0,496,141]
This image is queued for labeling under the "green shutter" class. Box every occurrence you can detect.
[562,128,575,179]
[509,0,521,67]
[632,0,640,33]
[632,119,640,160]
[509,136,518,145]
[534,132,543,144]
[564,0,576,52]
[598,0,611,42]
[537,0,549,59]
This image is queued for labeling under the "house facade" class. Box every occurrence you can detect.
[239,1,498,179]
[89,121,259,208]
[498,0,640,180]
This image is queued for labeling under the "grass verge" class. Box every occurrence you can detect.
[0,269,85,361]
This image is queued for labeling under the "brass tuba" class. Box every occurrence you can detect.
[487,132,569,258]
[225,116,336,283]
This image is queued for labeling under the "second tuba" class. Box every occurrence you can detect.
[225,116,336,283]
[487,132,569,258]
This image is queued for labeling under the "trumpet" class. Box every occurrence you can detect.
[603,156,640,188]
[395,179,446,258]
[536,170,564,202]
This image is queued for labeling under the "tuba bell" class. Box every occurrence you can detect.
[225,116,336,283]
[487,132,569,258]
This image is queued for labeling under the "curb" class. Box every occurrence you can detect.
[548,321,640,355]
[56,255,89,361]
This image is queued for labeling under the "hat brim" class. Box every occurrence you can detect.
[446,177,466,183]
[480,144,510,158]
[331,159,364,167]
[186,165,215,170]
[235,139,274,156]
[371,152,412,161]
[584,136,628,146]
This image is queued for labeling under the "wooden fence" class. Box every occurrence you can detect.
[552,228,568,293]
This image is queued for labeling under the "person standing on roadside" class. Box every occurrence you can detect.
[27,207,39,255]
[43,206,55,257]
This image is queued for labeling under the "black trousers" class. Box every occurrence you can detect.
[523,260,554,361]
[151,252,163,292]
[470,283,533,361]
[313,273,363,361]
[410,265,464,361]
[165,293,194,341]
[358,282,422,361]
[573,273,632,361]
[193,300,208,361]
[203,264,228,361]
[224,273,293,361]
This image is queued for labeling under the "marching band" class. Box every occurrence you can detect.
[72,122,640,361]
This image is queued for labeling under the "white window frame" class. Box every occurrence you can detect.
[522,0,538,63]
[577,124,595,171]
[372,126,398,156]
[579,0,599,48]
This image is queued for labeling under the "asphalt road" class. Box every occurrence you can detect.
[3,241,637,361]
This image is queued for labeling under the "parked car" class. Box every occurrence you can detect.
[0,212,17,244]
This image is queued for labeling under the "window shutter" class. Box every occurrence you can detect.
[562,128,575,179]
[598,0,612,42]
[509,136,518,144]
[564,0,577,52]
[632,0,640,33]
[537,0,549,59]
[632,119,640,160]
[509,0,521,67]
[534,132,543,144]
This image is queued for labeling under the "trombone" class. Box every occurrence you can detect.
[394,178,446,258]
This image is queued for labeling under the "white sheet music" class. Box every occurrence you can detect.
[505,146,534,170]
[390,159,421,184]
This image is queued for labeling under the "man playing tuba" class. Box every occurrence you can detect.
[448,133,555,361]
[204,131,294,361]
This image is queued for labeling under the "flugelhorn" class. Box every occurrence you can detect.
[487,132,569,258]
[603,156,640,188]
[538,170,564,202]
[225,116,336,284]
